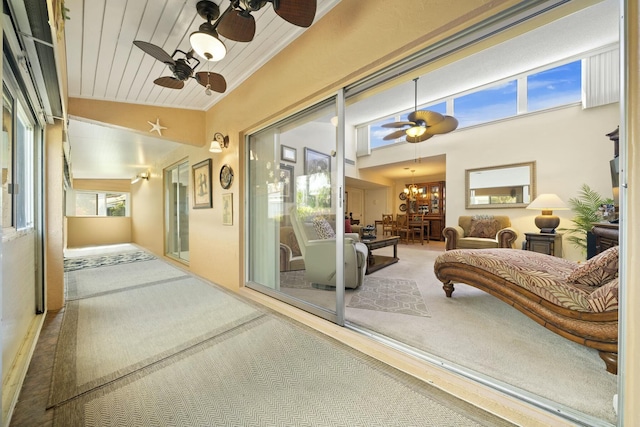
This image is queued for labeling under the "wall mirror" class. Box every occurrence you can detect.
[466,161,536,208]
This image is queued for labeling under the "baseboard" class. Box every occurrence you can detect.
[2,312,46,426]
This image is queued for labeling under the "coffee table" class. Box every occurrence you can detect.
[361,236,399,274]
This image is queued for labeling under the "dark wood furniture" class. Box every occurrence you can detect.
[401,181,445,240]
[524,232,563,257]
[362,236,399,274]
[591,223,619,255]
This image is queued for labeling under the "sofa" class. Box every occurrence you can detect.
[288,207,368,289]
[434,247,619,374]
[442,215,518,251]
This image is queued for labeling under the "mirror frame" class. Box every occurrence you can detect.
[465,161,536,209]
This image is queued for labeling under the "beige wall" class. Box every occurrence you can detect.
[45,123,64,311]
[73,179,131,192]
[68,98,206,147]
[66,217,132,248]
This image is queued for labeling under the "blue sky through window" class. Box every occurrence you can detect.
[527,60,582,111]
[454,80,517,128]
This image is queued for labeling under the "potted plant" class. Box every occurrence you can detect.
[560,184,614,254]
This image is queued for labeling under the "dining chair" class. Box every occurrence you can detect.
[382,214,395,236]
[409,214,429,244]
[395,214,411,243]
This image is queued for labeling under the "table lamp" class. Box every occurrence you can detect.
[526,193,568,233]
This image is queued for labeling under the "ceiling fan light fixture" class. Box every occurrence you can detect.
[190,24,226,61]
[406,125,426,137]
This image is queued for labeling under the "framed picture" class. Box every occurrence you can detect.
[192,159,212,209]
[279,163,294,202]
[281,145,297,163]
[304,147,331,175]
[222,193,233,225]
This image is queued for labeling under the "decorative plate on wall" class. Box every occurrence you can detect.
[399,203,407,212]
[399,192,407,201]
[219,164,234,189]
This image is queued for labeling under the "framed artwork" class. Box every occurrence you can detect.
[304,147,331,175]
[192,159,212,209]
[279,163,295,202]
[281,145,297,163]
[222,193,233,225]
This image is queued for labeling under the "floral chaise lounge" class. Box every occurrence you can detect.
[434,247,619,374]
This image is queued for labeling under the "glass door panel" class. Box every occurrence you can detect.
[165,160,189,262]
[247,97,344,323]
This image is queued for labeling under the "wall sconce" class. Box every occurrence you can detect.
[209,132,229,153]
[131,171,150,184]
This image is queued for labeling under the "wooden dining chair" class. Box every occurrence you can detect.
[410,214,429,244]
[395,214,410,243]
[382,214,395,236]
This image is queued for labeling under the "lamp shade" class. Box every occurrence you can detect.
[209,140,222,153]
[190,23,226,61]
[526,193,568,211]
[527,193,568,233]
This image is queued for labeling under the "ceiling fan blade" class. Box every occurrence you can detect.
[133,41,175,64]
[381,121,414,129]
[383,129,408,141]
[406,132,434,144]
[217,9,256,42]
[195,72,227,93]
[427,115,459,134]
[408,110,445,126]
[273,0,316,27]
[154,76,185,89]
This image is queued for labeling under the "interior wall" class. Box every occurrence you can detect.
[66,217,132,248]
[72,179,131,192]
[45,123,64,311]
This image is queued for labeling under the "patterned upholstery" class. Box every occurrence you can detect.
[567,246,619,286]
[434,249,618,313]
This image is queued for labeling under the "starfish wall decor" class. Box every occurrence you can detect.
[147,118,167,136]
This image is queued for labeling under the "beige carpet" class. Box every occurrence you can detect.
[50,246,514,426]
[346,242,618,424]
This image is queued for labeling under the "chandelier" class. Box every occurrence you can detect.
[403,169,424,202]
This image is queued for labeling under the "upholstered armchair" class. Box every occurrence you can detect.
[279,226,305,272]
[289,206,368,289]
[442,215,518,251]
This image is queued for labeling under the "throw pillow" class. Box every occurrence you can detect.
[313,216,336,239]
[587,277,619,312]
[567,246,619,286]
[344,218,352,233]
[468,218,500,238]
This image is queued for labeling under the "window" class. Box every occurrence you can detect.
[527,60,581,111]
[71,191,130,216]
[2,83,35,230]
[454,80,517,128]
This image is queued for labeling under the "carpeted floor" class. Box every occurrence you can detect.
[47,246,514,426]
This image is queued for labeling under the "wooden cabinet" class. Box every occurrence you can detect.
[525,232,563,257]
[590,223,619,256]
[402,181,446,240]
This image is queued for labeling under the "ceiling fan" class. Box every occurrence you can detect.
[133,40,226,93]
[202,0,316,44]
[382,77,458,143]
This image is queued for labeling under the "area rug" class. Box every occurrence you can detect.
[63,250,155,271]
[52,314,513,427]
[48,276,263,407]
[348,276,430,317]
[65,259,189,300]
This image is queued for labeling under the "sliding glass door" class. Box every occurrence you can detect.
[247,96,349,324]
[165,160,189,262]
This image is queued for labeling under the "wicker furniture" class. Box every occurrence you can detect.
[434,248,619,374]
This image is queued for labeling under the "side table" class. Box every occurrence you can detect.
[524,232,563,257]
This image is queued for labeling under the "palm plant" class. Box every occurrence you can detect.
[560,184,614,252]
